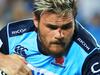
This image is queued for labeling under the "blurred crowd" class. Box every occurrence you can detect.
[77,0,100,45]
[0,0,33,29]
[0,0,100,44]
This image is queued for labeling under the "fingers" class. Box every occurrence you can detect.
[9,54,27,64]
[9,54,32,75]
[0,54,32,75]
[17,64,32,75]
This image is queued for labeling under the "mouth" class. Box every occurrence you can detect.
[51,41,65,46]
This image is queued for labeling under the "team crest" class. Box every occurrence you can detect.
[14,45,28,58]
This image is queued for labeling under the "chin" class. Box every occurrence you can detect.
[49,48,65,57]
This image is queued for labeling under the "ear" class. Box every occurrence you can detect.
[33,15,39,28]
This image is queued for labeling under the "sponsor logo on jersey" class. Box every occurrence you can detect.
[91,62,100,74]
[0,39,3,48]
[77,38,90,50]
[0,69,7,75]
[12,28,27,35]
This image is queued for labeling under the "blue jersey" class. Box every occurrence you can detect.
[0,19,98,75]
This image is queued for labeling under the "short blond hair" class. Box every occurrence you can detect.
[33,0,76,19]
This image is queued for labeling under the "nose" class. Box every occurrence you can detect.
[55,28,64,40]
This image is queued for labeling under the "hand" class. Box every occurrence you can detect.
[0,53,32,75]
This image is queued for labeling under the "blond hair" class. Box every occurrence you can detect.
[33,0,76,19]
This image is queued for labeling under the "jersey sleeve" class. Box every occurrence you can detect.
[74,21,99,54]
[0,19,35,54]
[0,25,9,54]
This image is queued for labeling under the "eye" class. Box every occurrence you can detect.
[46,24,58,30]
[61,23,72,30]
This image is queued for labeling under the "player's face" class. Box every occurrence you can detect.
[34,12,75,57]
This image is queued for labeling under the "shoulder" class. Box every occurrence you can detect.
[7,19,36,37]
[0,19,36,54]
[73,21,99,54]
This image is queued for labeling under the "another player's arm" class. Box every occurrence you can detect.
[0,26,32,75]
